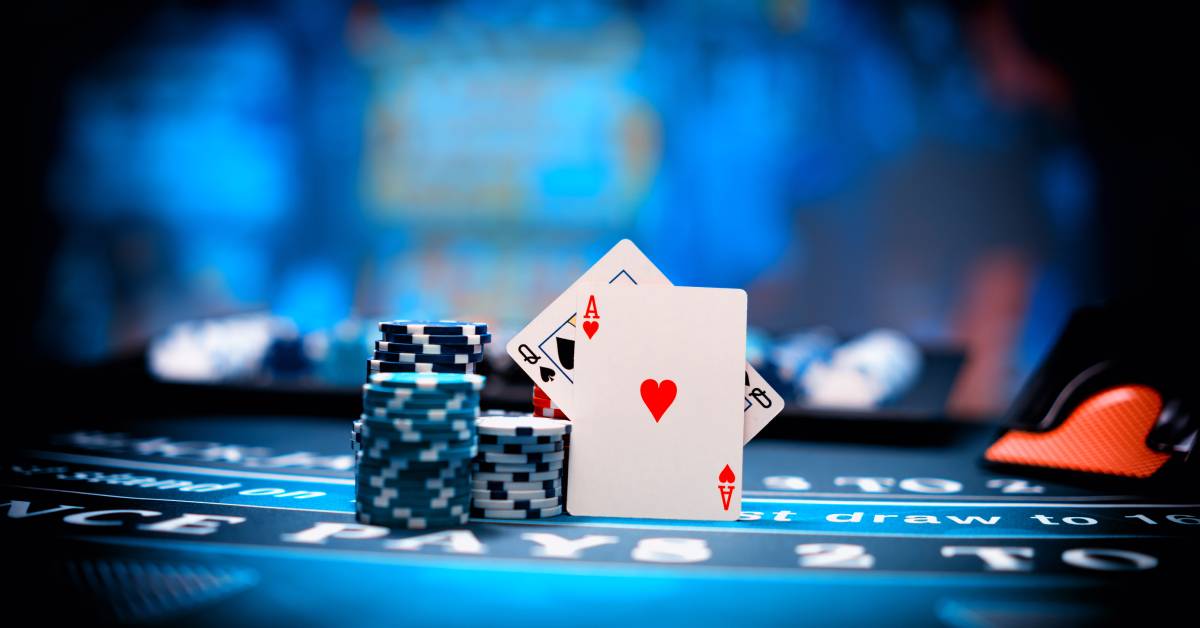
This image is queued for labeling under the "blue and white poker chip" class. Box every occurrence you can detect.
[478,450,566,464]
[473,468,562,483]
[373,350,485,365]
[363,395,480,411]
[360,405,478,420]
[363,386,480,402]
[477,433,560,446]
[354,428,473,446]
[368,372,486,392]
[470,496,560,510]
[470,486,560,501]
[477,441,564,454]
[378,321,488,336]
[356,414,475,431]
[471,478,562,492]
[356,509,469,529]
[368,360,476,374]
[357,442,478,463]
[469,505,563,519]
[375,340,485,355]
[476,415,571,437]
[474,460,563,474]
[358,462,471,482]
[361,473,469,490]
[381,332,492,345]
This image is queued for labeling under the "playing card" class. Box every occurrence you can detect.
[568,284,746,521]
[505,239,784,443]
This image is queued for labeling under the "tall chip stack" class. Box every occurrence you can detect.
[353,320,491,529]
[470,413,570,520]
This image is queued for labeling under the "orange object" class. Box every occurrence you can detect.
[984,385,1170,478]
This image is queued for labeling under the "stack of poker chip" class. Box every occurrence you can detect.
[531,385,571,499]
[369,320,491,375]
[471,412,570,520]
[354,372,485,529]
[531,385,567,419]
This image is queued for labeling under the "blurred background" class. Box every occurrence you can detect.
[18,1,1193,420]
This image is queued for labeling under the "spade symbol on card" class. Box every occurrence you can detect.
[539,366,556,383]
[640,379,677,423]
[555,337,575,370]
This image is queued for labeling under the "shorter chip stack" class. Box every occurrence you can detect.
[471,413,570,520]
[368,320,491,375]
[354,372,485,529]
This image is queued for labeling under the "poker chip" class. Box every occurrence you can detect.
[477,433,559,446]
[472,478,562,491]
[470,496,561,510]
[358,487,468,508]
[531,399,564,410]
[363,395,480,411]
[363,384,479,400]
[531,407,569,419]
[373,350,485,365]
[358,461,471,481]
[356,415,474,431]
[354,428,474,446]
[362,474,469,490]
[469,505,563,520]
[474,460,563,474]
[473,468,562,483]
[356,509,470,529]
[381,332,492,346]
[477,441,564,454]
[357,442,478,462]
[378,321,489,335]
[360,405,478,420]
[479,450,566,464]
[368,372,485,392]
[375,340,484,355]
[355,343,485,530]
[470,486,560,500]
[477,415,571,437]
[368,360,477,374]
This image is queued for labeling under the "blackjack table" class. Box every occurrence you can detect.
[5,371,1195,626]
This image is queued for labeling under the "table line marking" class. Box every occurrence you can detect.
[67,535,1122,585]
[744,498,1200,508]
[4,486,1189,540]
[744,491,1145,502]
[8,486,350,514]
[23,451,356,485]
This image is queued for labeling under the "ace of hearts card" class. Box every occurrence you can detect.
[567,284,747,521]
[504,239,784,444]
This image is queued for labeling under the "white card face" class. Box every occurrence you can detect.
[505,239,785,443]
[568,285,746,521]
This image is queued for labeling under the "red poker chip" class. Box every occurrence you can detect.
[532,399,561,411]
[532,407,568,419]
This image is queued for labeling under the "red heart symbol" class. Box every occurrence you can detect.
[582,320,599,339]
[640,379,677,423]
